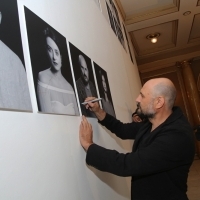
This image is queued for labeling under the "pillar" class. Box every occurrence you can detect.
[180,60,200,157]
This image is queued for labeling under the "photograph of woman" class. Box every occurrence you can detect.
[37,27,79,115]
[25,7,79,115]
[93,62,116,117]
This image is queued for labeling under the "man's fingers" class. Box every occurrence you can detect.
[80,121,83,128]
[85,102,95,110]
[82,115,87,123]
[84,97,97,110]
[81,115,91,129]
[80,117,87,130]
[87,101,94,107]
[82,116,87,122]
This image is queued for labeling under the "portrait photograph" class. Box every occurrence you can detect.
[106,1,125,49]
[93,62,116,118]
[24,7,79,116]
[106,2,116,35]
[69,42,98,118]
[0,0,32,112]
[109,0,120,25]
[115,21,125,48]
[122,23,134,63]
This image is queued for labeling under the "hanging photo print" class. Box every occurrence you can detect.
[25,7,79,116]
[0,0,32,112]
[69,43,98,118]
[93,62,116,118]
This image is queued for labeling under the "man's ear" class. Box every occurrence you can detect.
[155,96,164,109]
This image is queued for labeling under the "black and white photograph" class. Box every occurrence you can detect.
[69,43,98,118]
[93,62,116,118]
[122,23,134,63]
[106,0,125,49]
[109,0,120,25]
[25,7,79,116]
[115,19,125,48]
[0,0,32,112]
[106,2,116,34]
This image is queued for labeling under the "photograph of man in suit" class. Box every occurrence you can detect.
[76,54,97,117]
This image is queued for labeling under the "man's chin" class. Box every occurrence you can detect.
[137,110,147,120]
[84,80,89,84]
[137,108,142,114]
[82,79,89,85]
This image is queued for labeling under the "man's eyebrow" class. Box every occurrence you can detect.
[140,92,144,97]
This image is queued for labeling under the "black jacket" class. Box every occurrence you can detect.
[86,107,195,200]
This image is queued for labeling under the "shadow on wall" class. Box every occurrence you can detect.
[88,165,131,199]
[99,125,132,152]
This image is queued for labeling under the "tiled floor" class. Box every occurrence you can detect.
[187,156,200,200]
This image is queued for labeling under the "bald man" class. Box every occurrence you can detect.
[76,54,97,117]
[79,78,195,200]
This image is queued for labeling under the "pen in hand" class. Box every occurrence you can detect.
[81,98,102,105]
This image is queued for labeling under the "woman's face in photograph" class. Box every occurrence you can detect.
[46,36,62,71]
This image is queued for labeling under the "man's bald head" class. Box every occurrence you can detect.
[144,78,177,109]
[78,54,86,66]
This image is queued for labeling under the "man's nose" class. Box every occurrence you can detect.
[135,95,141,103]
[84,70,88,75]
[136,96,139,102]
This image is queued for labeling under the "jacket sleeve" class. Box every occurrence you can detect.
[98,113,143,139]
[86,129,195,177]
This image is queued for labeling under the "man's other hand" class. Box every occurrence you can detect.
[79,115,93,151]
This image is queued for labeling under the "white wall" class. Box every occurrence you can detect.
[0,0,142,199]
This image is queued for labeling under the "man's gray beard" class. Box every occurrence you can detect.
[82,77,89,86]
[137,104,155,120]
[145,112,155,119]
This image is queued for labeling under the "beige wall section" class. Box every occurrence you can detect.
[0,0,141,200]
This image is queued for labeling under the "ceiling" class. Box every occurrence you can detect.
[115,0,200,72]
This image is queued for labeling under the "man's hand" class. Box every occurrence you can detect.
[79,115,93,151]
[132,114,142,122]
[84,97,106,121]
[84,97,101,112]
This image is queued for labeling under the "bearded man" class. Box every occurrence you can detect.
[79,78,195,200]
[76,54,97,117]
